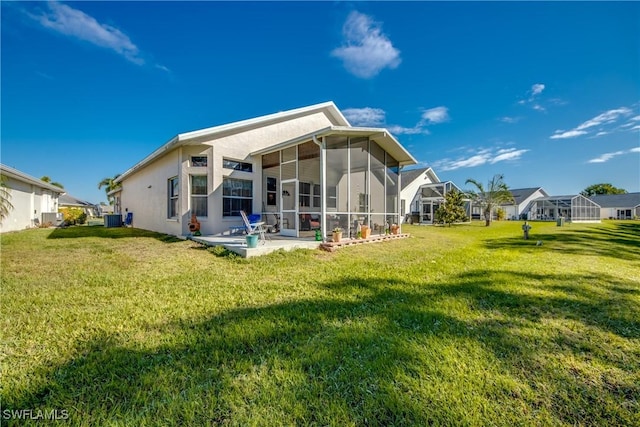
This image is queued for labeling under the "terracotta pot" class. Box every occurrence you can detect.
[332,232,342,242]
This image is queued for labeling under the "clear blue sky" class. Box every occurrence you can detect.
[2,1,639,204]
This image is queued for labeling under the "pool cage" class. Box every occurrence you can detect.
[529,195,600,223]
[417,181,472,224]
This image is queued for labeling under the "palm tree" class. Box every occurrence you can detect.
[465,174,514,226]
[0,175,14,222]
[40,176,64,189]
[98,174,121,205]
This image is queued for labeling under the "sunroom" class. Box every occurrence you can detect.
[254,127,417,240]
[415,181,471,224]
[529,195,601,223]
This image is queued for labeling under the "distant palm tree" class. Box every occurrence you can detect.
[465,174,514,226]
[98,174,121,205]
[40,176,64,189]
[0,175,14,221]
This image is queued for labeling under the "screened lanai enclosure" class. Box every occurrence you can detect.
[258,129,416,239]
[417,181,471,224]
[529,195,601,222]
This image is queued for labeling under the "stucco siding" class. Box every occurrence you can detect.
[119,111,337,236]
[120,149,182,236]
[400,172,438,220]
[1,176,60,233]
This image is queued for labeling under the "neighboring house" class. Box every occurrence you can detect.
[0,164,65,233]
[501,187,549,220]
[59,194,99,218]
[589,193,640,219]
[99,203,114,215]
[399,167,440,222]
[412,181,471,224]
[114,102,417,238]
[529,195,601,222]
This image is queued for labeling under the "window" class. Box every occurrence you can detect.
[191,176,207,217]
[266,177,277,206]
[327,186,337,209]
[223,158,253,172]
[223,178,252,217]
[299,182,311,207]
[313,184,321,208]
[191,156,207,167]
[168,177,178,218]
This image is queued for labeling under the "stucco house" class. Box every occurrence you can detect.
[0,164,65,233]
[113,102,417,239]
[501,187,549,220]
[399,167,440,222]
[590,193,640,219]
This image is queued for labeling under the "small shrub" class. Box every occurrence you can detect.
[59,207,87,225]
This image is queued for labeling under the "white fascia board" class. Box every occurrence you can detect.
[178,101,347,142]
[0,164,66,194]
[115,136,180,183]
[251,125,417,166]
[115,102,347,183]
[425,167,441,183]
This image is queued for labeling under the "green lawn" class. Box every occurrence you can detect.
[1,221,639,426]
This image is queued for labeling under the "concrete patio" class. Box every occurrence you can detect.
[188,234,322,258]
[188,232,411,258]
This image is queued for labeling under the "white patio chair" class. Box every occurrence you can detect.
[240,210,268,244]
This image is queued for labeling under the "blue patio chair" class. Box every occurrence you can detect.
[124,212,133,227]
[241,210,267,243]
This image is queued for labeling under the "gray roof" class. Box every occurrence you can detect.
[506,187,548,205]
[590,192,640,208]
[400,167,431,190]
[59,194,95,207]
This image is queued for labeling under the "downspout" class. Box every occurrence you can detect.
[312,135,326,241]
[398,165,403,230]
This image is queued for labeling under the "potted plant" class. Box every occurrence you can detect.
[361,225,371,239]
[391,224,400,235]
[332,227,342,242]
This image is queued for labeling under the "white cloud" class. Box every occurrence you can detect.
[499,116,520,124]
[420,106,449,125]
[531,83,545,95]
[587,147,640,163]
[587,151,625,163]
[331,11,401,79]
[630,125,640,131]
[551,107,634,139]
[343,107,386,126]
[344,105,448,135]
[631,115,640,121]
[575,107,632,131]
[387,124,428,135]
[550,129,588,139]
[491,148,530,163]
[516,83,550,112]
[433,146,528,171]
[30,1,143,65]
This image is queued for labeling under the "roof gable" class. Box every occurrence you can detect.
[507,187,548,205]
[116,102,349,183]
[400,167,439,190]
